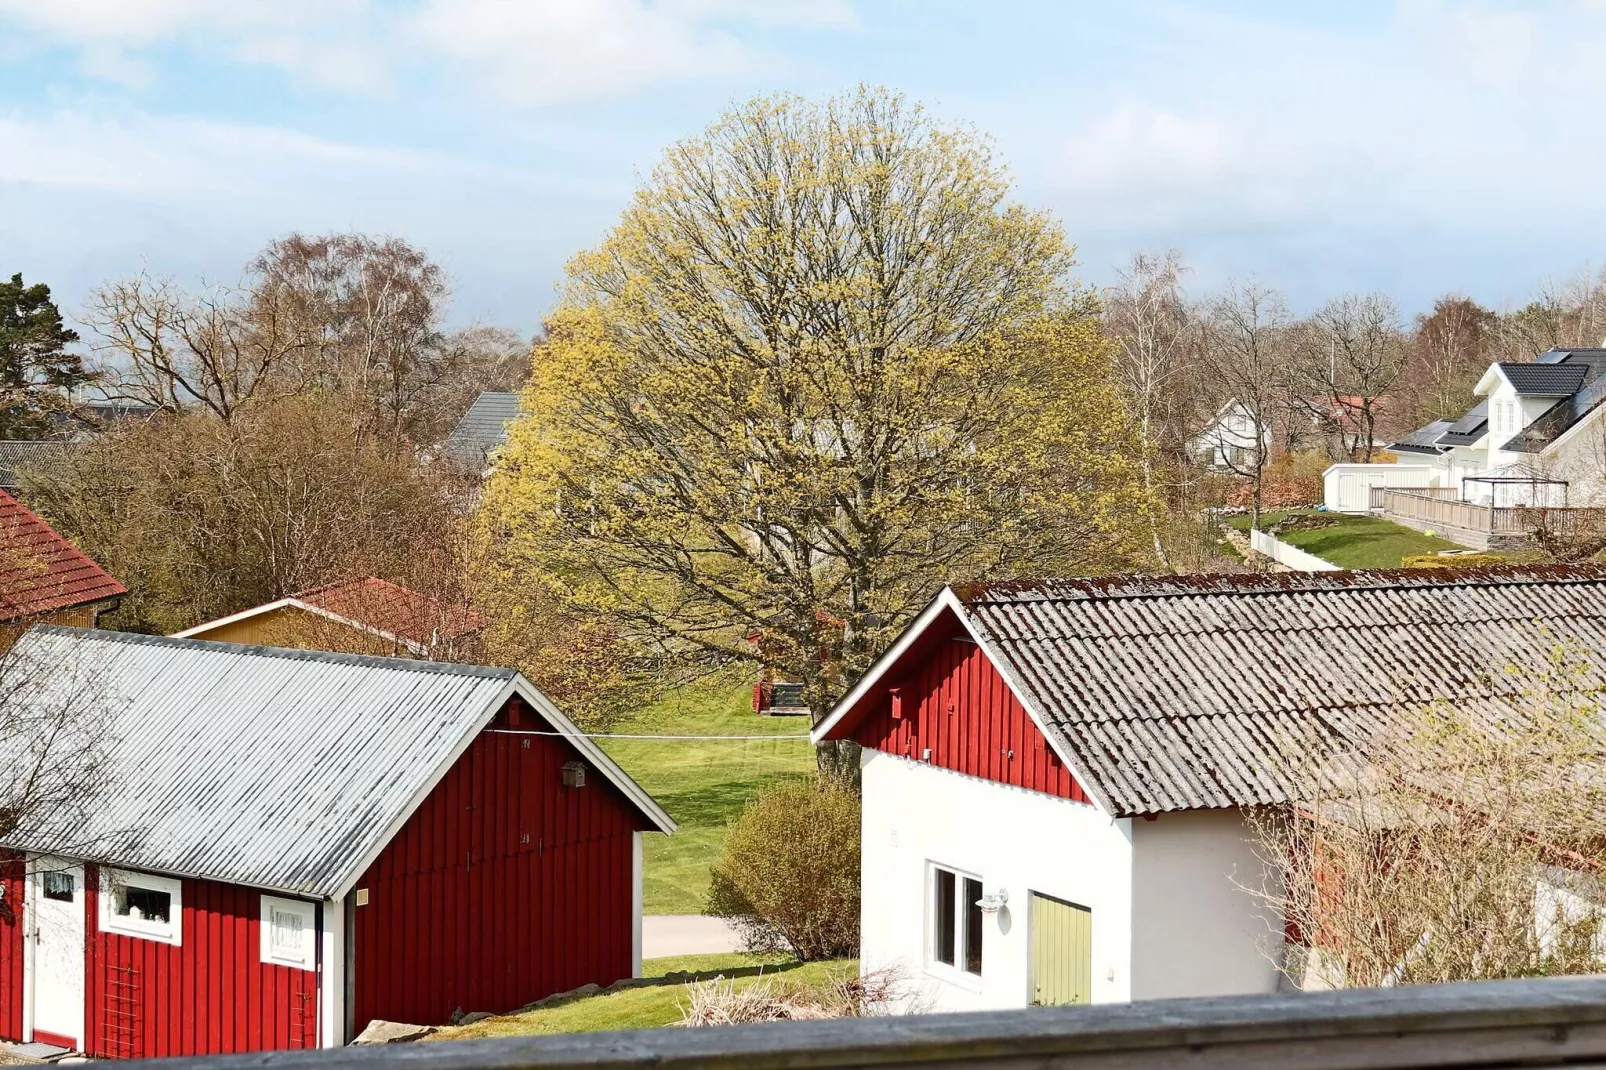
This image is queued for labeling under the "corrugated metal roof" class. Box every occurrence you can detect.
[441,392,521,469]
[0,628,591,897]
[842,567,1606,817]
[0,441,72,490]
[0,489,126,620]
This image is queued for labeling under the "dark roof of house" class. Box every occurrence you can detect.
[0,441,72,490]
[441,392,521,469]
[1500,350,1606,453]
[1496,362,1590,395]
[0,627,673,896]
[0,488,126,621]
[1433,399,1489,448]
[822,567,1606,817]
[1388,419,1456,455]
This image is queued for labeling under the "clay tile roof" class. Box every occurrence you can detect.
[0,488,126,622]
[295,577,485,650]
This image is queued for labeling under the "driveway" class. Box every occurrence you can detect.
[642,915,744,959]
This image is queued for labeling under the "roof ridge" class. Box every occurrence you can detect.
[27,624,517,679]
[958,564,1606,605]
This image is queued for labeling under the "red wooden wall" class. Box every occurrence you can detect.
[352,711,646,1030]
[84,866,318,1059]
[850,635,1091,803]
[0,852,24,1042]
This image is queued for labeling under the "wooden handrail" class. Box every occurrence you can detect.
[130,976,1606,1070]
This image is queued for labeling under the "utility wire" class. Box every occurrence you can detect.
[487,729,813,740]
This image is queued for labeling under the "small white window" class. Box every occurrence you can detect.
[260,895,317,970]
[929,862,984,979]
[99,869,182,945]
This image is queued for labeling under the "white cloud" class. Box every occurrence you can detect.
[0,0,856,104]
[406,0,851,104]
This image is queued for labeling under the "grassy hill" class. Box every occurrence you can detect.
[599,680,816,915]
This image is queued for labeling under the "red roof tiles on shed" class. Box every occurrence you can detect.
[296,577,485,649]
[0,488,125,621]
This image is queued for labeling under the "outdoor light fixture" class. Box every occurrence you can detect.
[977,888,1008,916]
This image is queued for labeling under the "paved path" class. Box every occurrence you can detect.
[642,915,743,959]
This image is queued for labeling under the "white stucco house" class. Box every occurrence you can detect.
[1324,348,1606,513]
[1188,399,1270,471]
[813,566,1606,1012]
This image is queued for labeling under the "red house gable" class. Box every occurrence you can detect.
[835,609,1090,804]
[0,489,125,621]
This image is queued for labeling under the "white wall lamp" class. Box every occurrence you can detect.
[977,888,1009,916]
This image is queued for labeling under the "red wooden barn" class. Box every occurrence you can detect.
[0,626,674,1058]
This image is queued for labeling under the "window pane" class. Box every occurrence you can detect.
[118,886,172,924]
[272,907,304,951]
[933,869,955,966]
[42,872,73,902]
[963,877,984,975]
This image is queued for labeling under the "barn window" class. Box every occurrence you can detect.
[929,863,983,980]
[42,871,74,902]
[260,895,317,970]
[100,869,182,945]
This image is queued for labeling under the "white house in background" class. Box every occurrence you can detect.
[1324,348,1606,511]
[812,567,1606,1012]
[1188,399,1269,470]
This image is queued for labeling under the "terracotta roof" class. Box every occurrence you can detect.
[296,577,485,650]
[820,566,1606,817]
[0,488,126,621]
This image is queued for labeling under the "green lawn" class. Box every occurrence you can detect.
[430,956,853,1040]
[598,680,815,915]
[1225,509,1474,569]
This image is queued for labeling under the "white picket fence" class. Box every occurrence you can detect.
[1250,528,1341,572]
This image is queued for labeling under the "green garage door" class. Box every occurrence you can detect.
[1030,892,1092,1005]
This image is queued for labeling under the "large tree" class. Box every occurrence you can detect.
[484,88,1151,763]
[0,273,92,439]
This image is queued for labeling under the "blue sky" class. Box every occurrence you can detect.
[2,0,1604,335]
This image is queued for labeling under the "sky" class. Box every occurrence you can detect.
[3,0,1606,336]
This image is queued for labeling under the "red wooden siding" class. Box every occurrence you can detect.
[0,852,23,1041]
[851,635,1091,803]
[352,714,644,1030]
[83,865,318,1059]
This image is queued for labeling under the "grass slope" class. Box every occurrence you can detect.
[599,680,815,915]
[1226,509,1471,569]
[432,956,853,1040]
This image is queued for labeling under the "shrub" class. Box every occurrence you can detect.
[1402,552,1507,569]
[1225,450,1328,510]
[706,777,859,961]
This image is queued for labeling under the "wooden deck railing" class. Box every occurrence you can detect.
[1370,488,1606,542]
[133,976,1606,1070]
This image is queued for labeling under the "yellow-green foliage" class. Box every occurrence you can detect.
[1402,552,1508,569]
[707,778,860,961]
[482,88,1153,720]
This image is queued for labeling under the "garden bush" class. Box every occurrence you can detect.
[1402,552,1507,569]
[706,776,860,961]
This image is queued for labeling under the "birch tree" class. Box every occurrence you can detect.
[484,88,1151,769]
[1104,250,1196,568]
[1199,281,1288,529]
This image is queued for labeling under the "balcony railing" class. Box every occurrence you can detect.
[1370,487,1606,545]
[134,976,1606,1070]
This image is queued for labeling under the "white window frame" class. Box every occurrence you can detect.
[926,861,984,989]
[99,868,182,946]
[260,895,318,971]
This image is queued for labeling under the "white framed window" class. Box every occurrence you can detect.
[99,868,182,945]
[260,895,317,971]
[928,862,984,981]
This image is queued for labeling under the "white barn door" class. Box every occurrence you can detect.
[30,857,85,1050]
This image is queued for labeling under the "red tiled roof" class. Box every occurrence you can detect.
[295,578,485,650]
[0,488,126,621]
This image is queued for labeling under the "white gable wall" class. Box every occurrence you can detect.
[1130,810,1284,1000]
[859,749,1133,1011]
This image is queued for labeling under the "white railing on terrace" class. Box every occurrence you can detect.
[1370,487,1606,539]
[134,976,1606,1070]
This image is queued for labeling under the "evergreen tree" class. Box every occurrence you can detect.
[0,273,91,438]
